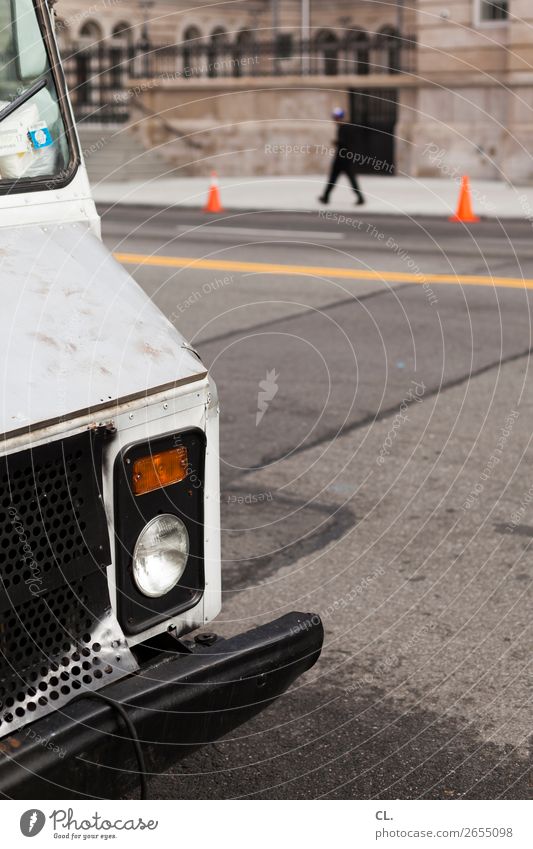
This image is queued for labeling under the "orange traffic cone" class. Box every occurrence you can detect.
[203,171,224,213]
[449,175,480,223]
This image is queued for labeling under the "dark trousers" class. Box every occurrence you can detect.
[323,156,363,201]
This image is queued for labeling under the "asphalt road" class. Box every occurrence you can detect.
[100,203,532,800]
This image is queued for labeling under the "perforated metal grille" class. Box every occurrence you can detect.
[0,430,137,738]
[0,578,119,728]
[0,446,88,595]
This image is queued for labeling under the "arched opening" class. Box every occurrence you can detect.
[75,21,103,111]
[315,29,338,76]
[182,26,202,77]
[110,21,134,87]
[184,25,202,42]
[79,20,103,44]
[233,29,254,77]
[208,28,228,77]
[211,27,228,44]
[112,22,134,45]
[346,30,370,75]
[376,26,401,74]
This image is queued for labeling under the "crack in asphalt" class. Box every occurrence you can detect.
[242,343,533,476]
[195,282,418,349]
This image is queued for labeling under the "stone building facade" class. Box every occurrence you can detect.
[411,0,533,183]
[52,0,533,183]
[52,1,413,51]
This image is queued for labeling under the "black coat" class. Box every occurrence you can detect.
[335,122,354,155]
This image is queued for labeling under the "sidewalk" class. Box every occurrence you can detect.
[92,174,533,220]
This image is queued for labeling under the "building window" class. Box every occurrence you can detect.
[478,0,508,23]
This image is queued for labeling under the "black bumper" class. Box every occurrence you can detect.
[0,612,323,799]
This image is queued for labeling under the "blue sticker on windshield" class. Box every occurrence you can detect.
[28,125,53,149]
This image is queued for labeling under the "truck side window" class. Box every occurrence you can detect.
[0,0,70,183]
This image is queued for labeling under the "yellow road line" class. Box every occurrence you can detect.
[113,252,533,291]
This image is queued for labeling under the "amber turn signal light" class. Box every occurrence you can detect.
[132,447,188,496]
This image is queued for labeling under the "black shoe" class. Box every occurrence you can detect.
[355,195,365,206]
[318,195,329,204]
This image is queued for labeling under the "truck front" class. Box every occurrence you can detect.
[0,0,323,799]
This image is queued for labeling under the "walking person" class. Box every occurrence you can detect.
[319,107,365,206]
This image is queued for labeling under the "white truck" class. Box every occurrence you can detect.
[0,0,323,798]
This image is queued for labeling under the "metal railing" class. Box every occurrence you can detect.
[130,34,416,80]
[62,43,134,125]
[61,34,416,125]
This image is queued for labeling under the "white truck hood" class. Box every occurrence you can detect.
[0,221,205,439]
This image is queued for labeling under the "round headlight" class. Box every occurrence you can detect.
[132,514,189,598]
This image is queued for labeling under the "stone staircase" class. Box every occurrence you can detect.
[77,125,175,185]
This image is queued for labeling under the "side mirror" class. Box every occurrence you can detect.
[12,0,48,81]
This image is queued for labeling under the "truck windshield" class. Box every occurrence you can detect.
[0,0,70,187]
